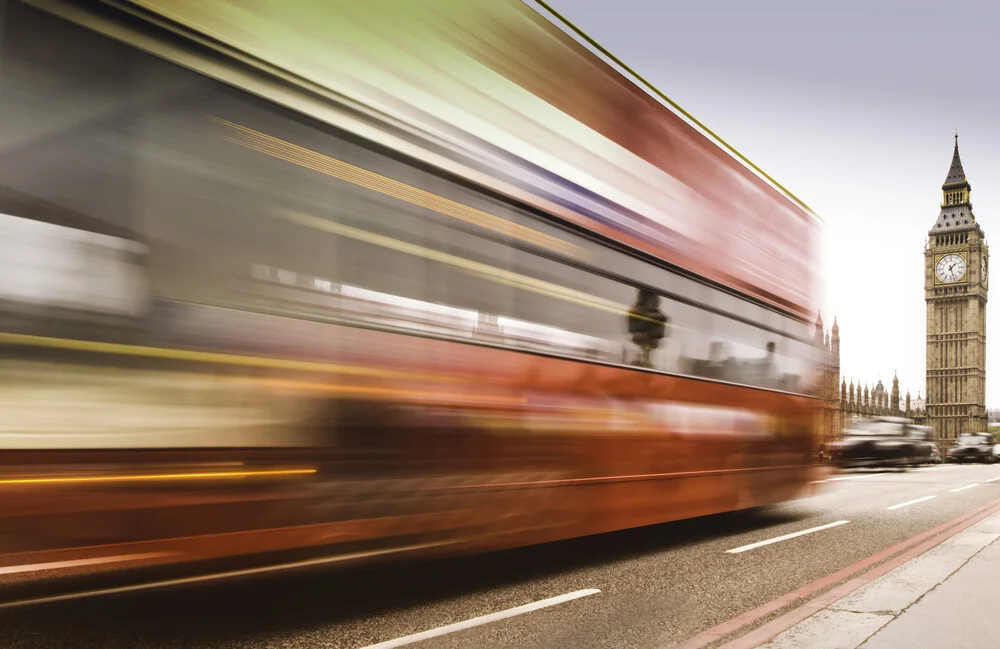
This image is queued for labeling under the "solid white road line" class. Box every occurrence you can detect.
[985,476,1000,483]
[0,552,175,576]
[951,483,981,493]
[357,589,602,649]
[827,473,887,482]
[886,495,937,511]
[725,521,850,554]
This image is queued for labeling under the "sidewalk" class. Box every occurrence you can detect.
[757,511,1000,649]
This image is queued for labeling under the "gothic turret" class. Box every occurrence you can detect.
[932,134,977,232]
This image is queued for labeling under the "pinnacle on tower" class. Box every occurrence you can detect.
[931,134,975,231]
[943,133,969,190]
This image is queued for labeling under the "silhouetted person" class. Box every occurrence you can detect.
[760,341,780,387]
[627,289,668,368]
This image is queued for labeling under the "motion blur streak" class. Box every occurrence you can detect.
[0,553,178,576]
[211,117,585,258]
[253,379,528,405]
[0,0,823,596]
[0,332,456,381]
[133,0,817,314]
[0,468,317,487]
[275,208,674,330]
[275,209,629,317]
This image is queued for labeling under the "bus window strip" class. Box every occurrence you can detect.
[240,273,622,361]
[231,264,812,396]
[0,203,811,392]
[0,302,819,400]
[0,151,817,387]
[269,207,813,361]
[269,209,784,356]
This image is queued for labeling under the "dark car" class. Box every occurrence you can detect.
[906,425,939,465]
[826,417,933,469]
[947,433,996,463]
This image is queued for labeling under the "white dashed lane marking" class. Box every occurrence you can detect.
[356,589,602,649]
[886,495,937,511]
[725,521,850,554]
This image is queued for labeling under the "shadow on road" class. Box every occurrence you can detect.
[0,507,807,648]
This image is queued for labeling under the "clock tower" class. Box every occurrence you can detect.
[925,135,989,443]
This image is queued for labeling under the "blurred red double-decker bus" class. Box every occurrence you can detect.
[0,0,823,591]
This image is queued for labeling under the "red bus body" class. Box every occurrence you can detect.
[0,0,824,591]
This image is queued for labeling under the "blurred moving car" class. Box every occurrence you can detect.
[826,417,935,468]
[947,433,996,463]
[927,444,944,464]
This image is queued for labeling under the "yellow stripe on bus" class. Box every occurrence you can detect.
[0,468,317,487]
[0,332,454,381]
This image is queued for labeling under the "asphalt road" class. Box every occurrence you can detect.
[2,463,1000,649]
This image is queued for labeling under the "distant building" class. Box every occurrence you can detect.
[815,315,926,444]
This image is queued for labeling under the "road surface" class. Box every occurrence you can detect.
[2,463,999,649]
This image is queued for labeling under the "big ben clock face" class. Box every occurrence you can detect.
[936,253,967,283]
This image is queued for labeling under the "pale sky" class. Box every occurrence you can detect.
[552,0,1000,405]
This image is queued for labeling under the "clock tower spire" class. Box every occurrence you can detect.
[925,134,988,445]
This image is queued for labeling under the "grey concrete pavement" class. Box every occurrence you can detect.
[757,509,1000,649]
[1,464,1000,648]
